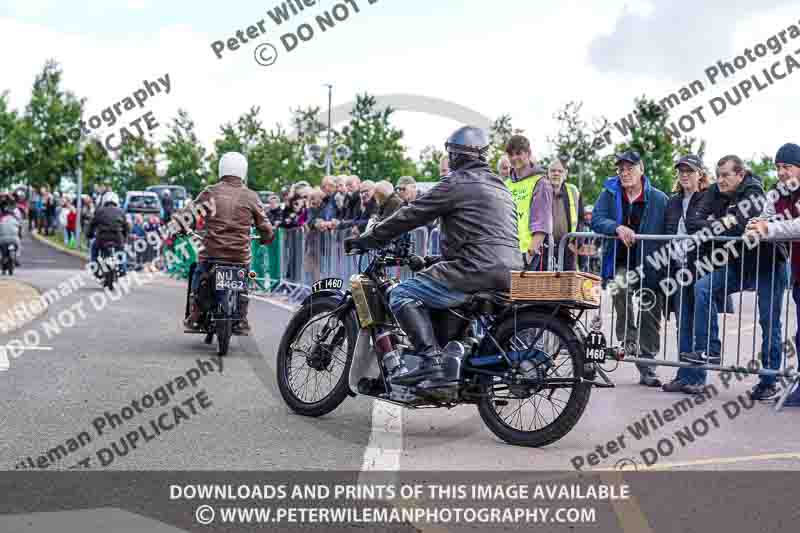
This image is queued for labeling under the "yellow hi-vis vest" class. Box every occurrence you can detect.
[505,175,543,253]
[564,182,580,233]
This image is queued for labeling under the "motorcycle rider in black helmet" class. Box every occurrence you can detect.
[345,126,523,387]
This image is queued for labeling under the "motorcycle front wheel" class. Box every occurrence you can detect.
[276,296,357,417]
[476,311,591,447]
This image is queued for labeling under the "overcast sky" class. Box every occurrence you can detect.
[2,0,799,175]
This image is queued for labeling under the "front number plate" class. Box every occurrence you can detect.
[312,278,343,293]
[215,266,247,291]
[586,331,607,363]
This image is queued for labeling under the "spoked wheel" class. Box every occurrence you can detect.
[477,312,591,447]
[276,296,356,417]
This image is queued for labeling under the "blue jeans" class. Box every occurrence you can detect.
[694,260,787,385]
[191,261,209,293]
[793,285,800,358]
[388,276,469,315]
[675,284,715,385]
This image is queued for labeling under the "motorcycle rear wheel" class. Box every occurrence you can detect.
[216,318,231,356]
[276,296,357,417]
[476,311,591,447]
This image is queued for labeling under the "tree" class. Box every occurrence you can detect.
[549,101,609,203]
[0,92,22,188]
[747,154,777,190]
[161,109,208,196]
[209,106,266,187]
[488,114,524,172]
[417,145,444,181]
[340,93,416,182]
[23,60,84,191]
[113,133,160,194]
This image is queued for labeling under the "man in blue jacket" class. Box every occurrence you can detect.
[592,151,669,387]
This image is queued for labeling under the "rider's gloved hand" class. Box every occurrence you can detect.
[344,234,380,254]
[423,255,442,268]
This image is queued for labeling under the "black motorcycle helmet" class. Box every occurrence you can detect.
[445,126,490,172]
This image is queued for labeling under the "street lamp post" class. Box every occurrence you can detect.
[303,84,352,175]
[75,140,86,249]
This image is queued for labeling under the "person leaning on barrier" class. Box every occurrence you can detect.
[374,180,405,220]
[685,154,788,402]
[504,135,552,271]
[747,142,800,406]
[344,126,523,388]
[548,158,584,271]
[183,152,274,334]
[280,189,308,229]
[319,175,341,228]
[662,155,718,395]
[591,151,668,387]
[352,180,378,235]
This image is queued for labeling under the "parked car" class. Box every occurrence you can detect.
[124,191,163,222]
[146,185,188,210]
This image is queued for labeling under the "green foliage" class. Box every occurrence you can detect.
[161,109,208,196]
[551,97,707,204]
[23,60,83,190]
[114,133,160,194]
[340,94,416,182]
[0,92,22,188]
[747,154,777,190]
[417,145,444,181]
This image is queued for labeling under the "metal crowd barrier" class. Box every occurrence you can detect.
[265,226,433,304]
[556,231,800,407]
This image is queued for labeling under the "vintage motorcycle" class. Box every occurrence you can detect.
[276,237,613,447]
[95,244,126,290]
[185,260,256,356]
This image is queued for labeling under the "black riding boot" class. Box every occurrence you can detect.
[390,301,448,387]
[233,295,250,335]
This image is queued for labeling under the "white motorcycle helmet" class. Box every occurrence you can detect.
[219,152,248,184]
[102,192,120,206]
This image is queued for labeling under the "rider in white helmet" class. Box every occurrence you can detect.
[183,152,274,333]
[88,190,128,267]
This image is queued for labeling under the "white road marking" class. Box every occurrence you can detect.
[247,293,302,312]
[360,400,403,472]
[1,345,53,350]
[248,293,405,474]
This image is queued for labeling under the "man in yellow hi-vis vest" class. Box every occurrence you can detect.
[548,159,584,270]
[504,135,552,270]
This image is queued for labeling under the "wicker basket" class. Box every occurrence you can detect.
[510,271,602,308]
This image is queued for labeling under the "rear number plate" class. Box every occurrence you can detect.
[586,331,607,363]
[215,266,247,291]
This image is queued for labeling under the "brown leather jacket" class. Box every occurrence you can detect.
[195,177,273,265]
